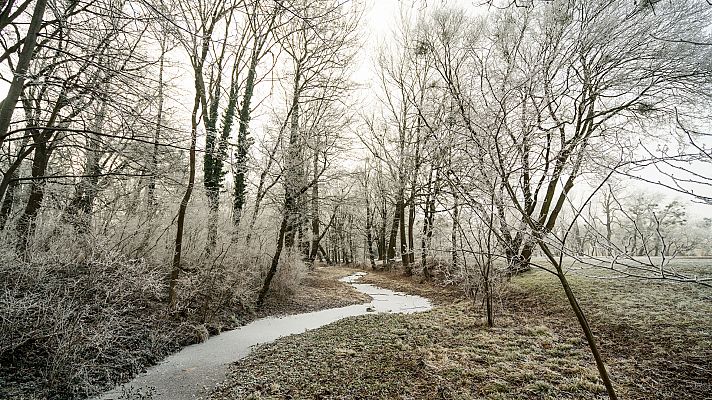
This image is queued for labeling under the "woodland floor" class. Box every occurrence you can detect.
[210,261,712,400]
[0,267,368,400]
[257,267,370,318]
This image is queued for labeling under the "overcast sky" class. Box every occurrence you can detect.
[1,0,709,218]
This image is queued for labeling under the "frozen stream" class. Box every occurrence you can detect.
[95,272,432,400]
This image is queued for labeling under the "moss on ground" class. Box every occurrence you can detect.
[211,262,711,400]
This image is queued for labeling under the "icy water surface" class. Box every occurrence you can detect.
[95,271,431,400]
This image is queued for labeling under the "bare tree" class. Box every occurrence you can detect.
[0,0,48,148]
[168,0,232,307]
[256,0,361,306]
[415,1,712,398]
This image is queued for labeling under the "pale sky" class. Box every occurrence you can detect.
[1,0,709,219]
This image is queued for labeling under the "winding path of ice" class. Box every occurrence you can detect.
[94,271,431,400]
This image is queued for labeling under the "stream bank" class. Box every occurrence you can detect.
[95,271,431,400]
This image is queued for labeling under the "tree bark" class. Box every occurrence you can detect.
[0,0,47,147]
[0,172,18,230]
[365,192,377,270]
[386,198,401,269]
[538,240,618,400]
[257,214,288,307]
[16,141,50,255]
[205,192,219,253]
[232,51,259,231]
[308,149,321,265]
[399,194,409,271]
[347,213,354,264]
[168,92,199,309]
[318,243,332,264]
[379,196,387,260]
[451,192,459,270]
[146,39,164,217]
[407,201,415,263]
[244,195,262,247]
[0,142,33,221]
[603,188,614,256]
[284,68,302,249]
[232,6,277,233]
[140,40,165,252]
[421,167,435,279]
[0,136,32,230]
[65,101,106,233]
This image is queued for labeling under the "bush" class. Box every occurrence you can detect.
[270,249,308,298]
[0,234,225,399]
[0,201,280,399]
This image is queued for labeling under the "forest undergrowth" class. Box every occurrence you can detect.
[0,238,368,400]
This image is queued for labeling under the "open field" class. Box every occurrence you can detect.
[212,259,712,400]
[512,260,711,399]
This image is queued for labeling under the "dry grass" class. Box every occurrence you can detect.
[509,265,712,400]
[0,249,192,400]
[210,260,711,400]
[256,266,371,318]
[211,303,607,400]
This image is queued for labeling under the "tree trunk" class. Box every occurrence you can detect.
[451,192,459,270]
[508,240,534,274]
[309,178,320,265]
[386,199,401,268]
[407,200,415,264]
[146,40,164,216]
[65,102,106,233]
[232,51,259,231]
[348,213,355,264]
[483,266,493,328]
[379,196,387,260]
[318,243,332,265]
[604,191,613,256]
[245,193,263,247]
[0,172,19,230]
[572,221,583,256]
[538,240,618,400]
[202,116,221,256]
[342,235,349,264]
[308,145,331,265]
[168,92,199,309]
[205,191,219,254]
[140,40,165,252]
[0,142,33,226]
[365,193,377,270]
[0,0,47,147]
[16,141,50,256]
[399,194,409,271]
[298,214,309,257]
[284,68,302,249]
[421,167,435,279]
[257,215,288,307]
